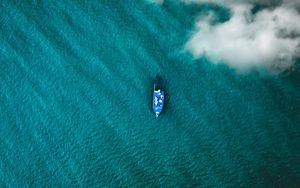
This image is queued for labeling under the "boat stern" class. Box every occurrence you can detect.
[155,112,159,117]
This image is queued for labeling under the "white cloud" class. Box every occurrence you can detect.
[184,0,300,73]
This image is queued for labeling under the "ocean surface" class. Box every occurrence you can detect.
[1,1,300,187]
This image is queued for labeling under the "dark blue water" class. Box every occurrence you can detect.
[0,1,300,187]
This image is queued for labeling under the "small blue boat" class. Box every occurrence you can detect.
[153,83,164,117]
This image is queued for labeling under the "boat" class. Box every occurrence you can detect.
[153,77,165,117]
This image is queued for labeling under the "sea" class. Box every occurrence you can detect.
[0,1,300,187]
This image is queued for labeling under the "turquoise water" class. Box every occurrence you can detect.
[1,1,300,187]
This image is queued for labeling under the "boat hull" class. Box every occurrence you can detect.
[153,84,164,117]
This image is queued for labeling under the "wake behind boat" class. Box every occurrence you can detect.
[153,77,165,117]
